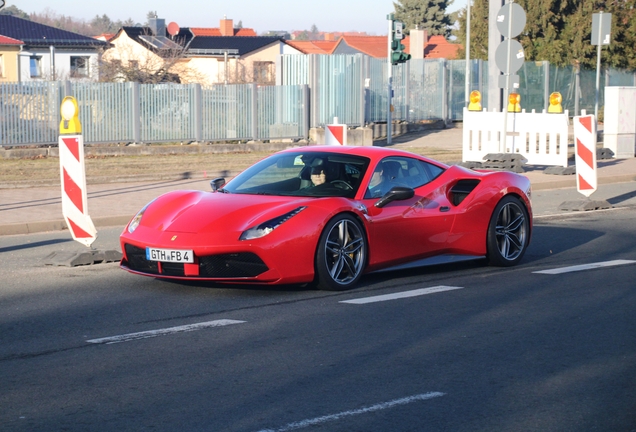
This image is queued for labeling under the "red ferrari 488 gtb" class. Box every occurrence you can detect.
[120,146,532,290]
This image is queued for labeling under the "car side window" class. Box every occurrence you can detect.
[404,158,444,188]
[365,157,445,198]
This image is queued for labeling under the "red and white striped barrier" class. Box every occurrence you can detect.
[325,118,347,146]
[59,134,97,246]
[573,114,598,197]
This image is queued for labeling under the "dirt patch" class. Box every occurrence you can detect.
[0,147,463,188]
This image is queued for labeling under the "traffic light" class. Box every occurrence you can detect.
[390,19,411,65]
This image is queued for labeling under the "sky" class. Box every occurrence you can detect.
[7,0,462,35]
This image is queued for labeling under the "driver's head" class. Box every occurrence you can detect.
[310,158,328,185]
[311,166,326,185]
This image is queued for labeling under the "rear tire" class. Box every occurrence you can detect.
[314,214,366,291]
[486,195,530,266]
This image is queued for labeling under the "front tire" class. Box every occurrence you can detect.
[486,195,530,266]
[314,214,367,291]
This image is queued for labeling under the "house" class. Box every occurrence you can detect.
[184,34,289,85]
[104,17,293,85]
[0,15,108,82]
[0,34,23,82]
[102,21,188,83]
[325,31,460,60]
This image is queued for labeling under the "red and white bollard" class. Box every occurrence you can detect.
[59,96,97,247]
[573,114,598,198]
[325,117,347,146]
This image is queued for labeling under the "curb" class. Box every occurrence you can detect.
[0,215,132,237]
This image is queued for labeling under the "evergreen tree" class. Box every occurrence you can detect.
[393,0,454,36]
[0,5,30,19]
[604,0,636,69]
[454,0,489,60]
[454,0,636,69]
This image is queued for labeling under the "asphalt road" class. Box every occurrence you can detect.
[1,208,635,431]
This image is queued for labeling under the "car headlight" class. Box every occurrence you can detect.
[127,200,155,233]
[240,207,306,240]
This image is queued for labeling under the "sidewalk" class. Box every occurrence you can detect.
[1,126,635,236]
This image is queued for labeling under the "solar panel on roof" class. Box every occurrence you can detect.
[139,35,182,50]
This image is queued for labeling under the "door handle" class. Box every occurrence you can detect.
[440,206,450,212]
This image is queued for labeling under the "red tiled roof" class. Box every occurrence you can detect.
[190,27,257,37]
[424,35,460,59]
[93,33,115,42]
[0,34,24,45]
[285,40,337,54]
[335,35,388,57]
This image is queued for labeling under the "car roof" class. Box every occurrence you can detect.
[280,145,447,167]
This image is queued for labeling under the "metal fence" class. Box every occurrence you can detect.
[2,55,635,147]
[1,81,309,146]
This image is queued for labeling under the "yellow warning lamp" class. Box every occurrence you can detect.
[468,90,482,111]
[59,96,82,134]
[548,92,563,113]
[507,92,521,113]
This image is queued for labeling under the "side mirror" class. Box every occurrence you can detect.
[210,177,226,192]
[374,186,414,208]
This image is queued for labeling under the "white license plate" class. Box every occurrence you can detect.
[146,247,194,263]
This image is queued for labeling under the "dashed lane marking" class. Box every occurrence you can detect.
[86,319,246,344]
[340,286,463,305]
[256,391,445,432]
[533,259,636,275]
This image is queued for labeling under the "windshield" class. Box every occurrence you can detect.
[223,151,371,198]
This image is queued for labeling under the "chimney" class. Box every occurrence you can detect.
[148,18,166,36]
[409,28,426,59]
[220,17,234,36]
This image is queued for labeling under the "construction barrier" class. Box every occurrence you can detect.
[463,108,569,167]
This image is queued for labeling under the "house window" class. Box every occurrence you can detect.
[71,56,90,77]
[253,61,274,84]
[30,56,42,78]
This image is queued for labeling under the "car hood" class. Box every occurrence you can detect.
[140,190,312,234]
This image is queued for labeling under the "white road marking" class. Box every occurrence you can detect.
[340,286,463,305]
[533,259,636,275]
[86,319,246,344]
[256,392,445,432]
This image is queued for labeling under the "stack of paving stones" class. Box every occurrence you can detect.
[481,153,527,173]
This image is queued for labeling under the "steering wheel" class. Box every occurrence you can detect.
[331,180,353,190]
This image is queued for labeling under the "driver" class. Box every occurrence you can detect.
[310,165,327,186]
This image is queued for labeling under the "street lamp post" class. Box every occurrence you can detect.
[465,0,471,108]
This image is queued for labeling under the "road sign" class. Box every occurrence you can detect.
[0,0,5,10]
[498,74,519,89]
[394,21,404,40]
[495,39,524,75]
[574,115,598,197]
[592,12,612,45]
[496,2,526,38]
